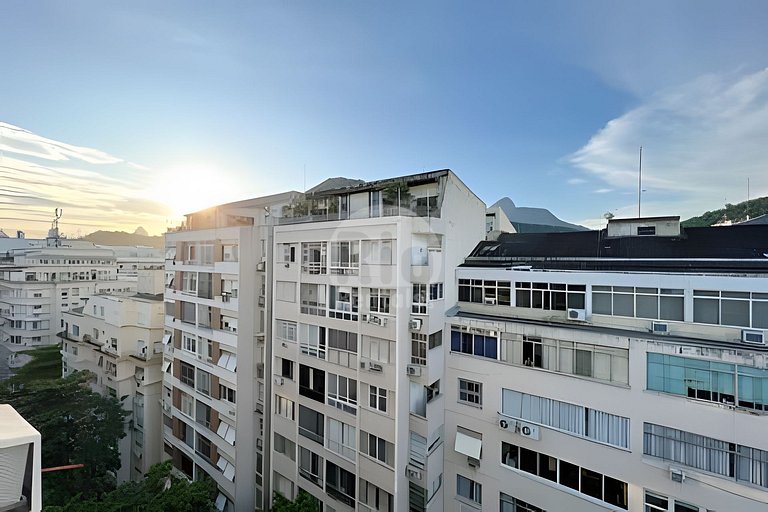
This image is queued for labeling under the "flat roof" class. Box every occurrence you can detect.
[0,404,40,448]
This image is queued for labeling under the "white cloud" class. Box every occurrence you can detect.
[568,69,768,219]
[567,177,587,185]
[592,188,613,194]
[0,124,170,237]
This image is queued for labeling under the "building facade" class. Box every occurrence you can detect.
[268,170,485,512]
[444,218,768,511]
[161,193,298,511]
[60,268,166,483]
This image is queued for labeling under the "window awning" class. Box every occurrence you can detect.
[215,493,226,512]
[162,333,172,345]
[454,431,482,459]
[162,361,171,373]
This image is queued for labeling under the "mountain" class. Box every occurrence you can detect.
[490,197,588,233]
[682,196,768,227]
[80,230,164,248]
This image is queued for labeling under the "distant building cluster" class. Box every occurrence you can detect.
[3,169,768,511]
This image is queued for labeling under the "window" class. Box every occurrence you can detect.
[301,242,327,275]
[326,461,356,506]
[196,369,210,396]
[180,301,196,323]
[361,431,394,466]
[515,282,585,310]
[182,334,197,354]
[458,379,482,407]
[369,190,381,218]
[276,320,297,342]
[274,433,296,461]
[327,373,357,414]
[459,279,512,305]
[409,482,427,512]
[456,474,482,505]
[502,388,629,449]
[647,353,737,405]
[327,329,357,353]
[275,395,295,420]
[360,479,394,512]
[298,405,324,445]
[450,326,498,360]
[637,225,656,235]
[280,358,294,380]
[72,325,80,336]
[299,324,326,359]
[506,334,629,385]
[593,286,684,321]
[428,330,442,349]
[368,385,388,413]
[642,423,768,488]
[502,442,627,509]
[693,290,768,328]
[326,418,356,459]
[328,286,358,320]
[411,333,427,365]
[369,288,391,314]
[219,384,236,403]
[361,336,393,364]
[299,446,323,487]
[429,283,443,301]
[299,364,325,403]
[180,392,194,417]
[412,284,427,314]
[196,400,212,428]
[180,362,195,387]
[361,240,393,265]
[329,241,360,275]
[276,281,296,302]
[644,491,699,512]
[500,493,545,512]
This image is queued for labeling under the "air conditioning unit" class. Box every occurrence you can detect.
[406,364,422,377]
[406,467,422,480]
[409,318,422,330]
[256,261,265,272]
[274,376,284,386]
[651,322,669,335]
[368,362,383,372]
[467,456,480,468]
[484,297,497,305]
[670,468,685,483]
[742,329,766,345]
[498,416,540,440]
[567,308,586,321]
[368,315,383,326]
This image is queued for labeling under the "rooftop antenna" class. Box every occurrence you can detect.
[637,146,643,218]
[747,177,750,220]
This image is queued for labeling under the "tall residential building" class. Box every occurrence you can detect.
[0,229,162,348]
[444,217,768,511]
[161,193,299,512]
[60,268,166,483]
[268,170,485,512]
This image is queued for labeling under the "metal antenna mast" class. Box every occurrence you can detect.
[637,146,643,218]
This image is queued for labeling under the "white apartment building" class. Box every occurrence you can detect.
[162,193,299,512]
[268,170,485,512]
[60,268,166,483]
[444,217,768,512]
[0,230,162,348]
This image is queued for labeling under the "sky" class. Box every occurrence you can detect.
[2,1,768,237]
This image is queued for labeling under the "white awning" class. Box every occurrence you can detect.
[215,492,226,511]
[161,361,171,373]
[454,431,482,459]
[162,333,172,345]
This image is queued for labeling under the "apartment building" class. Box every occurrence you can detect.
[444,217,768,511]
[268,170,485,512]
[0,221,162,348]
[60,268,166,483]
[161,193,298,512]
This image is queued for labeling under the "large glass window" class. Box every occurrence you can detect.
[693,290,767,328]
[298,405,324,445]
[500,492,545,512]
[327,373,357,414]
[593,286,684,321]
[329,241,360,275]
[456,474,481,505]
[450,327,498,360]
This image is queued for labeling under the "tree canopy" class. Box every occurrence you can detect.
[271,489,320,512]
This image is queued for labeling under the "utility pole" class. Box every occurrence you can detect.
[637,146,643,218]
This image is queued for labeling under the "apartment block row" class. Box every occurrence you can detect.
[60,168,766,512]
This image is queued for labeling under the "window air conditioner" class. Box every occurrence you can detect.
[273,376,284,386]
[368,362,383,372]
[409,318,422,330]
[651,322,669,335]
[467,457,480,468]
[742,329,766,345]
[670,468,685,483]
[484,297,497,305]
[256,262,265,272]
[567,308,586,321]
[406,364,422,377]
[406,467,422,480]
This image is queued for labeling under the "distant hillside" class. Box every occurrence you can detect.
[682,196,768,227]
[490,197,588,233]
[80,230,164,248]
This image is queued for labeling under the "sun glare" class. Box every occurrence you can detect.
[150,166,240,220]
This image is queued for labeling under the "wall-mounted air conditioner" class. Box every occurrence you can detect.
[567,308,586,321]
[498,415,541,440]
[742,329,766,345]
[406,467,422,480]
[256,262,265,272]
[274,376,284,386]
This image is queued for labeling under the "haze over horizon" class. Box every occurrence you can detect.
[2,1,768,238]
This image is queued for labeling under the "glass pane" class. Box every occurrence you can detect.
[693,298,719,324]
[721,299,750,327]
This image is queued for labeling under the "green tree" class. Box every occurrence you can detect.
[271,489,320,512]
[43,461,216,512]
[0,347,127,505]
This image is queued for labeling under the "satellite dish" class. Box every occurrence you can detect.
[603,212,615,220]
